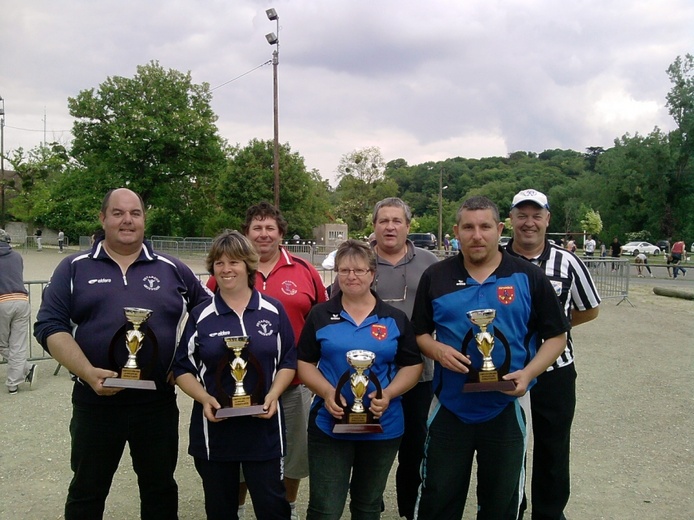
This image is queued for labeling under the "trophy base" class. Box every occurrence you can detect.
[463,379,516,393]
[215,404,266,418]
[103,377,157,390]
[332,411,384,434]
[333,423,384,434]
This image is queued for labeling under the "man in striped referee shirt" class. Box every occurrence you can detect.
[506,189,601,520]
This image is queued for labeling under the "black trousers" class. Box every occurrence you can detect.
[524,364,577,520]
[396,380,433,520]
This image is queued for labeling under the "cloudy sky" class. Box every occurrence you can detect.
[2,1,692,185]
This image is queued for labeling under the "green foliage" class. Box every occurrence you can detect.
[580,209,603,235]
[67,61,227,236]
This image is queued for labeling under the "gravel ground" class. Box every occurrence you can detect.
[0,249,692,519]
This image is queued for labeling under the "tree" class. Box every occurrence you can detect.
[336,146,386,184]
[580,209,603,236]
[212,139,330,238]
[67,61,227,236]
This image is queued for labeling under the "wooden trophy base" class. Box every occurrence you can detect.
[215,404,266,418]
[103,370,157,390]
[333,412,384,434]
[463,371,516,393]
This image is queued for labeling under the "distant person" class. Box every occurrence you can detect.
[450,236,459,251]
[584,235,596,258]
[566,237,576,253]
[610,237,622,271]
[443,233,451,251]
[58,230,65,253]
[634,253,654,278]
[507,189,601,519]
[34,188,212,520]
[35,228,43,251]
[671,239,687,279]
[0,236,37,394]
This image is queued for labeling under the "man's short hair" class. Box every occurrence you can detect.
[457,196,501,224]
[372,197,412,225]
[241,201,288,237]
[100,188,146,215]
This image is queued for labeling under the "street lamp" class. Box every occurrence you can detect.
[438,166,448,251]
[0,95,5,228]
[265,8,280,209]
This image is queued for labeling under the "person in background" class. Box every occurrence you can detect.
[584,235,596,258]
[450,236,459,251]
[174,230,296,520]
[634,252,654,278]
[34,188,212,520]
[58,229,65,253]
[207,202,328,520]
[443,233,451,251]
[0,231,37,394]
[35,228,43,251]
[298,240,423,519]
[412,195,570,519]
[507,189,601,520]
[670,239,687,279]
[609,237,622,271]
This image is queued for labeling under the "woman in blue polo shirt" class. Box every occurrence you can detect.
[173,230,296,520]
[298,240,422,519]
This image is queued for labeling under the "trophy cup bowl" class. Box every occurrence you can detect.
[225,336,250,398]
[215,336,265,418]
[346,350,376,414]
[103,307,156,390]
[463,308,515,393]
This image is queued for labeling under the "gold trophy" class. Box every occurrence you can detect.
[215,336,266,418]
[104,307,157,390]
[333,350,384,433]
[463,309,515,393]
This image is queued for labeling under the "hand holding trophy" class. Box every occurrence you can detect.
[463,309,515,393]
[104,307,157,390]
[215,336,266,418]
[333,350,384,433]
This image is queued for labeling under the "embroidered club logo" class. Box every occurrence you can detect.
[281,280,298,296]
[371,324,387,341]
[497,285,515,305]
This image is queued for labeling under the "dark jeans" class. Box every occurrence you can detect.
[194,457,289,520]
[396,380,433,520]
[522,364,577,520]
[65,398,179,520]
[307,427,401,520]
[416,402,526,520]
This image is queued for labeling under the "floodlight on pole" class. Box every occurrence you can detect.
[266,8,280,209]
[438,167,448,251]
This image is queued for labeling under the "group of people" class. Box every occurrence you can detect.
[30,186,601,520]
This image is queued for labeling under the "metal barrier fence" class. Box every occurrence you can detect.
[10,254,631,364]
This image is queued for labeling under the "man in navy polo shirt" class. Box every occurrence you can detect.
[34,188,212,520]
[412,196,570,519]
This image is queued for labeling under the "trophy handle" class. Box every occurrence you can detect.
[333,369,383,412]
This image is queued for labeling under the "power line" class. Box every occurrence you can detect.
[211,60,271,91]
[5,124,71,133]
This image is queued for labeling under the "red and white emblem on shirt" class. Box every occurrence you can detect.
[371,324,387,341]
[281,280,299,296]
[497,285,515,305]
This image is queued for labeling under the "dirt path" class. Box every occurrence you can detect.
[1,249,692,519]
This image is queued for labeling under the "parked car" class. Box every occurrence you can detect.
[620,241,661,256]
[499,236,511,247]
[408,232,437,250]
[656,240,670,253]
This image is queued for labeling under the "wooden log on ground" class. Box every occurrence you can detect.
[653,286,694,300]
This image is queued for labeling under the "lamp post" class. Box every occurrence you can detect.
[0,95,5,228]
[265,8,280,209]
[438,166,448,251]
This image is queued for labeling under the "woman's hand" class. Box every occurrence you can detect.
[368,389,391,419]
[322,389,346,420]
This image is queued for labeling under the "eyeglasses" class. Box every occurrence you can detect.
[336,268,372,277]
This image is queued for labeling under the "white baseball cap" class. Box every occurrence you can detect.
[511,189,550,210]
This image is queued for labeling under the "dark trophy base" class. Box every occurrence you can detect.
[333,411,384,434]
[103,372,157,390]
[215,404,266,418]
[463,371,516,393]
